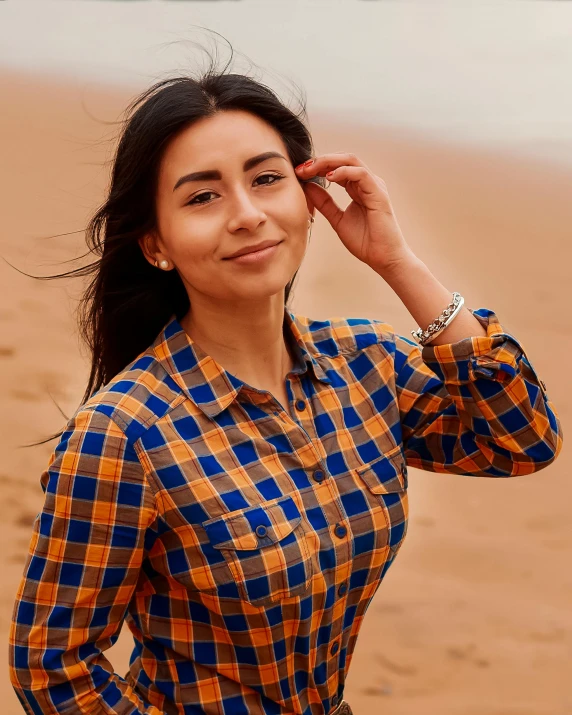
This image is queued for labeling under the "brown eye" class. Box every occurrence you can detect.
[187,191,217,206]
[255,173,284,186]
[186,173,284,206]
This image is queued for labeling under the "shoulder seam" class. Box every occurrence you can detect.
[82,404,160,518]
[87,392,187,446]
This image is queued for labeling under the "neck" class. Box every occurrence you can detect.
[179,294,294,388]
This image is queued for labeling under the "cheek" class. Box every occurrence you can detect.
[280,193,309,232]
[288,187,310,220]
[167,222,216,264]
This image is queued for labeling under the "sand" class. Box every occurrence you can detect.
[0,69,569,715]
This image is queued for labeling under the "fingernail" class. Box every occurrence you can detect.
[295,159,314,172]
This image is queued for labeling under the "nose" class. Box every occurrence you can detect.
[226,187,267,233]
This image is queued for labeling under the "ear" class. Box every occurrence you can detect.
[138,232,159,266]
[300,179,317,218]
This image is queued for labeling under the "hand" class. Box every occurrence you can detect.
[295,152,414,274]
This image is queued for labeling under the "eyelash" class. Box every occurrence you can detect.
[186,173,285,206]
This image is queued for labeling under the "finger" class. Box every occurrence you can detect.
[326,166,388,206]
[302,181,345,231]
[294,152,367,178]
[325,166,375,193]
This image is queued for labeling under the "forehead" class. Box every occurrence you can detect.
[160,110,287,176]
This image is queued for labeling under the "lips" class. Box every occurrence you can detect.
[224,240,282,259]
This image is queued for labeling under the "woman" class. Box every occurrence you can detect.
[8,61,563,715]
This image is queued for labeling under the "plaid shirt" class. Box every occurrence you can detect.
[9,307,563,715]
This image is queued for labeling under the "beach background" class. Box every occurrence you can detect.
[1,2,570,713]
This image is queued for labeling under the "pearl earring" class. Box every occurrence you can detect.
[159,259,169,270]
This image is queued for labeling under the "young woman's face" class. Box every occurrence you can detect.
[143,109,313,304]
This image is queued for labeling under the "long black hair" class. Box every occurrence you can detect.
[21,36,325,445]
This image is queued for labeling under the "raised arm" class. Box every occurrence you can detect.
[9,407,162,714]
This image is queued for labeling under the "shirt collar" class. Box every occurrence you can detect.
[151,309,330,418]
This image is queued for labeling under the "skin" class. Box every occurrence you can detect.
[139,109,315,399]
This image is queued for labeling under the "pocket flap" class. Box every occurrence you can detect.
[356,447,407,494]
[203,495,302,551]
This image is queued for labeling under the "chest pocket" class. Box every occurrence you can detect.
[356,445,408,555]
[202,494,314,607]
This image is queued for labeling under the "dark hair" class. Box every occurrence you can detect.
[20,36,325,446]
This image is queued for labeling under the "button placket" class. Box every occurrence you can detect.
[290,394,307,424]
[287,377,321,444]
[327,520,350,685]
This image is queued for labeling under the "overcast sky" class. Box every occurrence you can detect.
[1,1,572,165]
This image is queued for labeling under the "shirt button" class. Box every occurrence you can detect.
[331,694,339,707]
[313,469,325,483]
[330,641,339,656]
[334,523,347,539]
[255,525,267,538]
[295,399,306,411]
[337,582,348,597]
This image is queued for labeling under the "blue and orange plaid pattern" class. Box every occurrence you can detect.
[9,307,563,714]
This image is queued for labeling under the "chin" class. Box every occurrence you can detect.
[229,270,295,301]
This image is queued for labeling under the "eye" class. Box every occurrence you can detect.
[186,173,285,206]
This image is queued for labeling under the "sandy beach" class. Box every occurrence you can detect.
[0,69,569,715]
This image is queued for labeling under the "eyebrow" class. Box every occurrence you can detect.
[173,151,288,192]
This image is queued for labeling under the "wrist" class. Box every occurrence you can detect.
[370,249,423,284]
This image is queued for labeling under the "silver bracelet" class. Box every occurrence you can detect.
[411,292,465,346]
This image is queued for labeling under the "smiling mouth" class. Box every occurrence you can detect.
[224,240,282,260]
[224,241,283,264]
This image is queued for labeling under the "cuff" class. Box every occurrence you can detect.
[420,307,548,395]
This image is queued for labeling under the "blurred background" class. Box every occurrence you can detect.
[1,2,570,713]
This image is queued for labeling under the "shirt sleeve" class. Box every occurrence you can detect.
[8,406,162,715]
[393,307,563,475]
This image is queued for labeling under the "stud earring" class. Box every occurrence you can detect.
[159,259,169,270]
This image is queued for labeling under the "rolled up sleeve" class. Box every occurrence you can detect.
[394,307,563,476]
[8,407,162,714]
